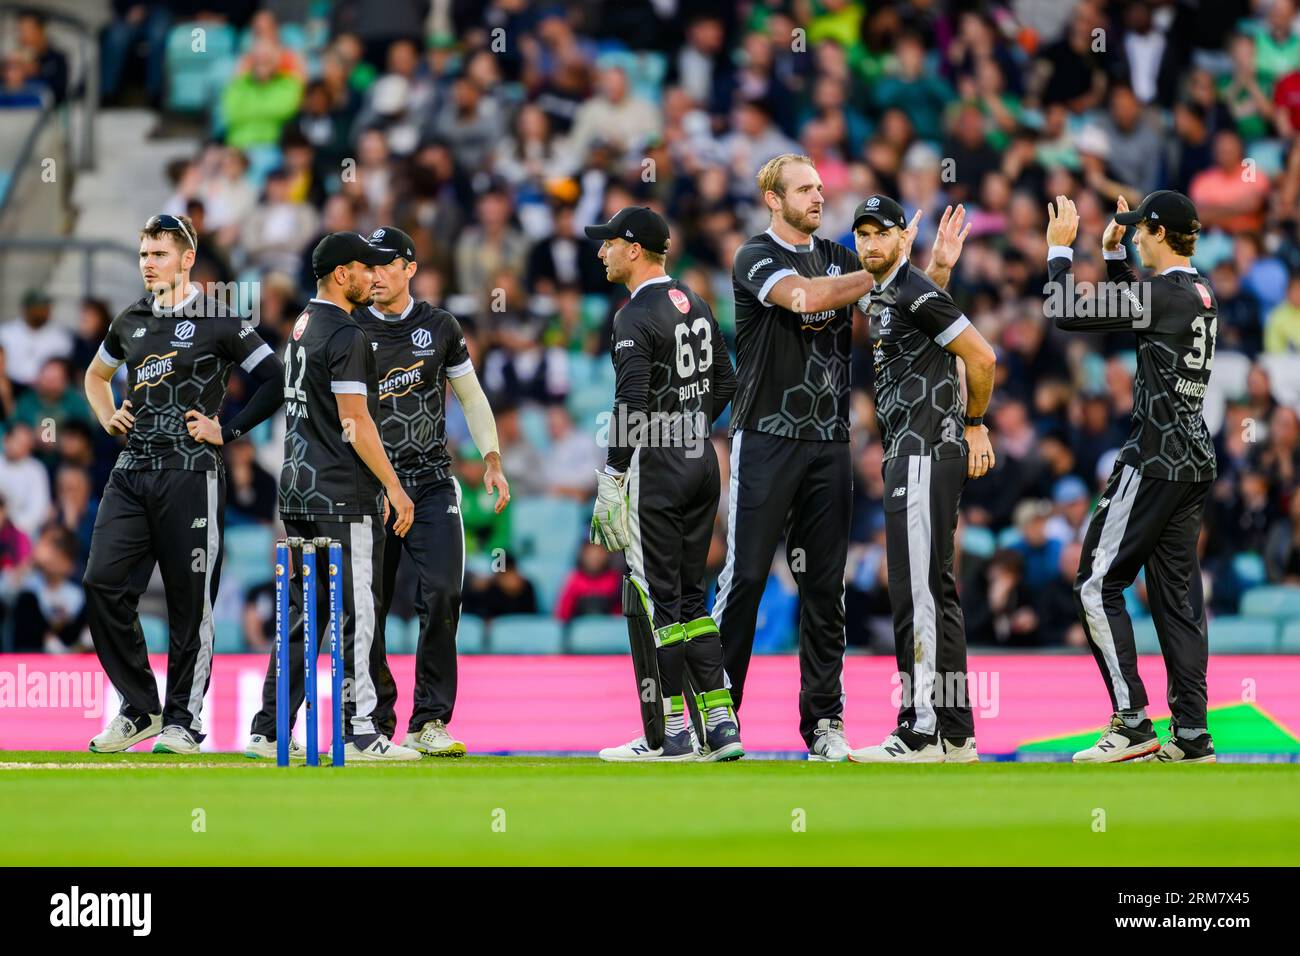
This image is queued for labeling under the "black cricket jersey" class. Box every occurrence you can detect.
[279,298,384,520]
[607,275,736,472]
[730,230,861,442]
[358,298,472,487]
[1048,248,1218,482]
[98,285,274,471]
[863,257,971,462]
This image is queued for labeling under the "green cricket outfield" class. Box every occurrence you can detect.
[1,753,1297,866]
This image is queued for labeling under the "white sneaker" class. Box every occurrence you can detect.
[153,725,200,754]
[808,718,853,762]
[344,734,423,762]
[243,733,306,761]
[402,719,466,757]
[1072,715,1159,763]
[942,737,980,764]
[598,733,697,762]
[89,713,162,753]
[849,733,946,763]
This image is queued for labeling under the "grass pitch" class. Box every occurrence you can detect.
[1,753,1297,866]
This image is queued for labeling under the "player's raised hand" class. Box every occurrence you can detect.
[1046,195,1079,247]
[1103,195,1130,252]
[105,399,135,436]
[930,204,972,271]
[387,483,415,537]
[184,409,223,444]
[484,452,511,514]
[899,208,923,261]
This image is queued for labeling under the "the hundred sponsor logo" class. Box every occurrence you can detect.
[380,361,424,399]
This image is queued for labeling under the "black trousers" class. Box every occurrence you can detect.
[712,429,851,747]
[371,478,465,737]
[883,454,972,739]
[1074,462,1212,730]
[250,513,387,739]
[84,468,224,737]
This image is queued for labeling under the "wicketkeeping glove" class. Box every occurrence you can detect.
[590,470,630,552]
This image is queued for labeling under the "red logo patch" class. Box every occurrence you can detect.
[668,289,690,314]
[292,313,309,340]
[1194,283,1212,308]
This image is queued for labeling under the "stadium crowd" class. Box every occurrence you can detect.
[3,0,1300,654]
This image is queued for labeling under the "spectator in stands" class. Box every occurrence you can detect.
[0,289,72,395]
[12,359,94,458]
[242,578,274,653]
[224,440,277,524]
[1098,85,1163,197]
[966,549,1037,647]
[1036,542,1088,648]
[99,2,172,106]
[873,32,951,141]
[541,406,600,500]
[1251,0,1300,91]
[457,446,511,555]
[72,299,112,374]
[0,424,50,539]
[555,542,621,622]
[568,65,660,165]
[1045,475,1091,545]
[1265,273,1300,353]
[220,39,304,149]
[51,466,96,569]
[1010,499,1062,592]
[462,552,538,621]
[0,48,50,109]
[432,64,505,172]
[239,168,319,275]
[454,187,529,308]
[3,524,85,653]
[16,9,67,105]
[1266,490,1300,583]
[493,404,548,498]
[1189,130,1270,234]
[0,495,30,571]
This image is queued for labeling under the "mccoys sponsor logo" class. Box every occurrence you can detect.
[133,351,177,390]
[380,360,425,399]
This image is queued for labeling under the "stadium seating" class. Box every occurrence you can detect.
[1209,617,1279,654]
[141,614,168,653]
[519,555,569,614]
[568,615,628,654]
[457,614,487,654]
[488,614,564,654]
[1280,621,1300,654]
[1239,585,1300,620]
[384,617,416,654]
[164,23,238,113]
[511,497,583,564]
[1132,618,1162,655]
[213,618,245,653]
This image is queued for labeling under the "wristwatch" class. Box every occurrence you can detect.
[964,415,984,427]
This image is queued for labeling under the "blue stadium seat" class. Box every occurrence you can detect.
[213,617,245,653]
[519,556,569,614]
[568,615,628,654]
[223,525,274,587]
[489,614,564,654]
[1132,617,1161,654]
[141,614,168,653]
[961,525,996,559]
[165,23,238,112]
[511,497,583,563]
[464,552,494,577]
[457,614,487,654]
[1232,552,1268,591]
[384,617,416,654]
[1280,621,1300,653]
[1210,617,1278,654]
[1239,585,1300,620]
[518,404,551,452]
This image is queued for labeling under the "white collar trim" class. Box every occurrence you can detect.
[875,257,909,292]
[153,283,201,315]
[369,296,416,320]
[630,275,673,300]
[1160,265,1197,275]
[765,228,814,253]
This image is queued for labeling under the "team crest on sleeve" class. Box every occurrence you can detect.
[292,313,309,340]
[668,289,690,314]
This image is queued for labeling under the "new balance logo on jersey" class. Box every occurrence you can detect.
[191,518,207,529]
[1098,498,1110,509]
[447,504,460,515]
[891,487,906,498]
[132,327,146,338]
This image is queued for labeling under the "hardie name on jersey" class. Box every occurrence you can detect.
[1174,376,1208,398]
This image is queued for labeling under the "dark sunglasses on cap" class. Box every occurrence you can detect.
[144,214,196,250]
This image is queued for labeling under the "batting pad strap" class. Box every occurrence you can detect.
[654,623,687,647]
[663,695,686,715]
[682,617,719,640]
[696,688,734,711]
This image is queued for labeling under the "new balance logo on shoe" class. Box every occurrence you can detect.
[884,742,907,756]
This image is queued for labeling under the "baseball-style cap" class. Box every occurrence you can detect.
[368,226,416,262]
[852,195,906,230]
[311,231,397,279]
[584,206,670,254]
[1114,190,1200,233]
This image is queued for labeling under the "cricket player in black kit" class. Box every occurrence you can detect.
[360,227,510,757]
[246,231,420,762]
[1046,192,1219,764]
[84,214,284,754]
[584,207,743,762]
[844,197,997,765]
